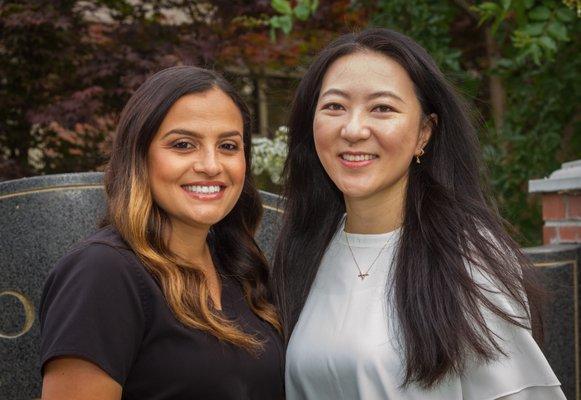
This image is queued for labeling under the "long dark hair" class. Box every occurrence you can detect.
[272,29,540,386]
[103,66,280,351]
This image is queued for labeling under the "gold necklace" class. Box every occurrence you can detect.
[344,230,391,281]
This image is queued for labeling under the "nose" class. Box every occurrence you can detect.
[193,149,222,177]
[340,111,371,142]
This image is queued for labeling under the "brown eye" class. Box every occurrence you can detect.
[220,142,239,151]
[172,141,195,150]
[372,104,394,113]
[323,103,344,111]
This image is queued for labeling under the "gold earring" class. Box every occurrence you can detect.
[416,149,425,164]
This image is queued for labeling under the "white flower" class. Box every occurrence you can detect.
[251,126,289,184]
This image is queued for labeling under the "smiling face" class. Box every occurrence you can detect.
[147,88,246,231]
[313,50,432,205]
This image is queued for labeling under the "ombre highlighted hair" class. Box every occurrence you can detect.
[102,66,280,351]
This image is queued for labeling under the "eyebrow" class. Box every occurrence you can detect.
[320,88,405,103]
[161,129,242,140]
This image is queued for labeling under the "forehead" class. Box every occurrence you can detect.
[320,51,417,100]
[161,88,244,130]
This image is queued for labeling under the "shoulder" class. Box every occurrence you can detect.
[41,226,154,332]
[44,226,152,308]
[463,223,525,292]
[52,226,141,278]
[40,227,153,386]
[68,225,132,259]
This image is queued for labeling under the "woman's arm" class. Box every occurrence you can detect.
[496,385,566,399]
[42,357,122,400]
[40,242,147,398]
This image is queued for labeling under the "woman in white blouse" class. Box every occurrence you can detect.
[271,28,565,399]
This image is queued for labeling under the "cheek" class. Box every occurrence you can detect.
[228,154,247,185]
[374,120,420,154]
[148,154,181,185]
[146,151,164,189]
[146,150,189,210]
[313,117,336,160]
[146,157,167,210]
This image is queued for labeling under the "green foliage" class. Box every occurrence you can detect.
[474,0,580,245]
[1,0,578,247]
[563,0,581,13]
[270,14,293,36]
[366,0,470,84]
[269,0,319,39]
[476,0,575,64]
[358,0,580,245]
[483,54,579,243]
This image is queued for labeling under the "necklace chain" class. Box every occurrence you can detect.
[344,230,391,281]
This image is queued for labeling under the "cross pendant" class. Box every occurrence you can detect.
[358,272,369,280]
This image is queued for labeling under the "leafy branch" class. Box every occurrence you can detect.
[473,0,576,65]
[268,0,319,40]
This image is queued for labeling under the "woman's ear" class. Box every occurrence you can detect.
[418,113,437,151]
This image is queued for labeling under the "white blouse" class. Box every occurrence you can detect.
[285,223,565,400]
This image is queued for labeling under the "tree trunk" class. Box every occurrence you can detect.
[256,77,269,137]
[485,29,506,131]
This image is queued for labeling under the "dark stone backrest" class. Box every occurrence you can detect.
[525,244,581,400]
[0,172,282,399]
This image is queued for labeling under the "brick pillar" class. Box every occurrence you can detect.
[529,160,581,245]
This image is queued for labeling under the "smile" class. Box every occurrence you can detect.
[182,185,221,194]
[340,153,378,162]
[181,182,226,200]
[338,152,378,169]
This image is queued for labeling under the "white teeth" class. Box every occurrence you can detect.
[341,154,376,161]
[183,185,221,194]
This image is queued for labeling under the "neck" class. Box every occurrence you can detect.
[344,177,406,234]
[167,219,212,267]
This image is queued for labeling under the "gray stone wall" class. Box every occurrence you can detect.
[525,244,580,400]
[528,159,581,399]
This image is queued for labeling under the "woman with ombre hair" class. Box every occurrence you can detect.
[273,29,564,399]
[39,66,283,400]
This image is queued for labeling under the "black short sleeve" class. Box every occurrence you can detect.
[39,227,284,399]
[40,242,147,385]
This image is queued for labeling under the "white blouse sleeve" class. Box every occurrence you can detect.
[460,268,565,400]
[497,386,566,399]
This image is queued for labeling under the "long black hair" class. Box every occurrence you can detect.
[271,28,540,387]
[103,66,280,350]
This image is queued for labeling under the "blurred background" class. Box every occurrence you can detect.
[1,0,579,246]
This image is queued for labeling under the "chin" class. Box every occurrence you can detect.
[184,209,229,228]
[345,193,374,201]
[338,185,376,199]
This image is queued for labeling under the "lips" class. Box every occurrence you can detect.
[181,181,226,200]
[338,152,378,169]
[182,184,222,194]
[340,153,378,161]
